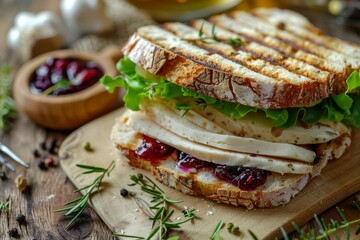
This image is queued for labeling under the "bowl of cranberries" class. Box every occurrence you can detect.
[13,49,121,130]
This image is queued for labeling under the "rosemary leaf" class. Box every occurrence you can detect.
[280,227,290,240]
[211,24,218,41]
[198,22,205,39]
[210,220,224,240]
[175,102,192,117]
[228,37,242,46]
[112,233,145,239]
[76,164,106,171]
[248,230,259,240]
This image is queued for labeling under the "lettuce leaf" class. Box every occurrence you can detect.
[101,57,360,128]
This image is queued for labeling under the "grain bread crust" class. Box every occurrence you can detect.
[122,33,328,109]
[111,116,351,209]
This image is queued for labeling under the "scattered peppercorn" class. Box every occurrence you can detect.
[0,171,6,180]
[8,227,19,237]
[15,175,27,192]
[40,141,47,150]
[120,188,129,197]
[44,156,55,167]
[38,161,47,170]
[82,141,92,151]
[226,223,234,232]
[15,213,26,224]
[48,138,57,154]
[32,149,41,158]
[230,226,240,234]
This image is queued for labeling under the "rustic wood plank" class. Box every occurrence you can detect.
[0,112,115,239]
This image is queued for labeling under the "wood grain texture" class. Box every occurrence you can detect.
[59,109,360,240]
[0,113,116,239]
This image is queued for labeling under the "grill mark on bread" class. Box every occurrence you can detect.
[163,22,332,87]
[208,15,351,75]
[251,8,360,59]
[229,11,360,69]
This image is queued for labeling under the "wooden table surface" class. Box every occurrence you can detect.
[0,1,359,240]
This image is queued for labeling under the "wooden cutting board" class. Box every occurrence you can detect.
[59,108,360,240]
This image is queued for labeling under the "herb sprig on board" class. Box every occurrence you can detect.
[245,200,360,240]
[0,201,10,213]
[54,161,115,228]
[0,65,16,130]
[113,174,196,240]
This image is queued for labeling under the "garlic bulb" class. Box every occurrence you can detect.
[7,11,64,61]
[60,0,114,44]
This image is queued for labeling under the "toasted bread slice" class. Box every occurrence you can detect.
[122,10,359,109]
[111,111,351,209]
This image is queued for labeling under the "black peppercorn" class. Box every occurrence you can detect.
[0,171,6,180]
[8,227,19,237]
[15,213,26,224]
[33,149,41,158]
[48,138,57,154]
[38,161,47,170]
[120,188,129,197]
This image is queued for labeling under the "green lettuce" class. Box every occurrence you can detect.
[101,57,360,128]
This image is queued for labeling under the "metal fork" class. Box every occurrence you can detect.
[0,142,29,172]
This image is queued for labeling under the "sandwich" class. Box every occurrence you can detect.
[101,8,360,209]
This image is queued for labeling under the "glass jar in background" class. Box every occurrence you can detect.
[126,0,242,21]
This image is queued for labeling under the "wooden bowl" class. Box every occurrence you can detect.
[13,47,122,130]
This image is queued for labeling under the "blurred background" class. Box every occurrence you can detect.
[0,0,359,65]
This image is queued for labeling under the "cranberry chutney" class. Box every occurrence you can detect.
[30,57,104,95]
[13,49,120,130]
[133,135,269,191]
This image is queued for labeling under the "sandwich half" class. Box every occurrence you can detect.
[102,8,360,209]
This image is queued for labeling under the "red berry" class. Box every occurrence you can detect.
[66,61,82,80]
[214,166,268,190]
[135,135,174,161]
[177,151,213,172]
[44,156,55,167]
[54,59,69,70]
[76,69,99,85]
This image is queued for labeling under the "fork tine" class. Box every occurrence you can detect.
[0,144,29,169]
[0,155,16,172]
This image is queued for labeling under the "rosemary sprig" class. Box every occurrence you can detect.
[113,174,196,239]
[0,201,10,213]
[249,200,360,240]
[42,79,71,95]
[54,161,115,228]
[0,65,16,130]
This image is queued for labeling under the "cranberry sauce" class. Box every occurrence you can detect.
[176,151,268,191]
[176,151,214,173]
[30,57,103,95]
[214,165,268,191]
[133,135,174,162]
[133,135,268,191]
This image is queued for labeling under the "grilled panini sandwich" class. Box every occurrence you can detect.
[102,8,360,209]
